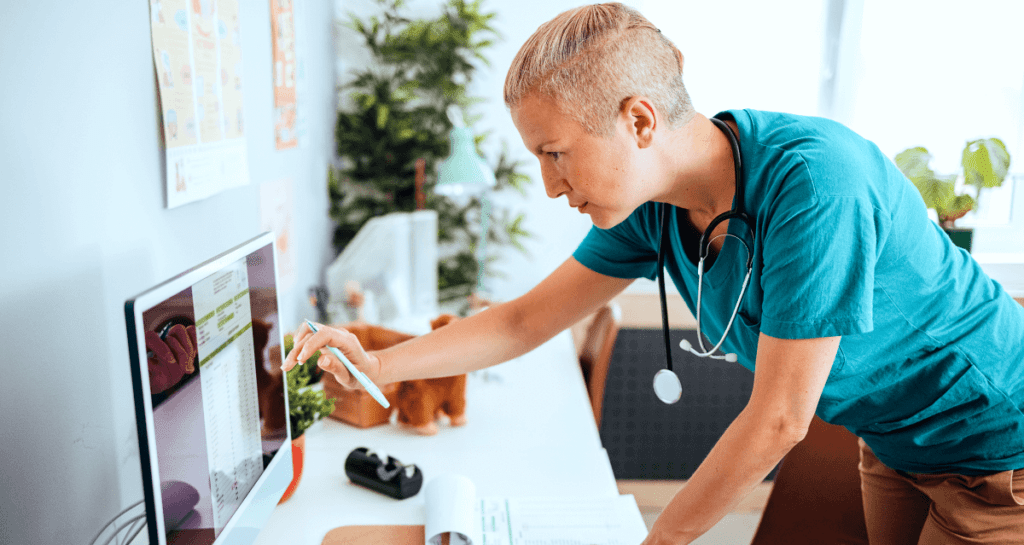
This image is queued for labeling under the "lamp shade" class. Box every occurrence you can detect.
[435,126,496,201]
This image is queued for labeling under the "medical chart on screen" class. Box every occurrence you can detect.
[149,0,250,208]
[193,258,262,536]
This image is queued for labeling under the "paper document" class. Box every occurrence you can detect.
[424,474,648,545]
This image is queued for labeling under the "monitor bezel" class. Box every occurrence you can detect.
[124,231,292,545]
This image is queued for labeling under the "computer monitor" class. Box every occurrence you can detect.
[125,232,292,545]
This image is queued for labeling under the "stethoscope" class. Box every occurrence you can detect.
[652,117,757,405]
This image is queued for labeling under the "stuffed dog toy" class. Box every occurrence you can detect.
[392,314,467,435]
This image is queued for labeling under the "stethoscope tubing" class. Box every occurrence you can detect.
[654,116,755,403]
[692,244,753,358]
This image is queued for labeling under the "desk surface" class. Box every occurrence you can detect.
[254,331,621,544]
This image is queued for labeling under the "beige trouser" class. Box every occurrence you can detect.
[858,438,1024,544]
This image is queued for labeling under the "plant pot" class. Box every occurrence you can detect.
[320,322,413,428]
[323,376,398,427]
[278,433,306,503]
[942,227,974,253]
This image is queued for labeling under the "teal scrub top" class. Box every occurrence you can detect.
[574,109,1024,475]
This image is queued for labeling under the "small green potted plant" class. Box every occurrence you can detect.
[279,333,335,503]
[895,138,1011,252]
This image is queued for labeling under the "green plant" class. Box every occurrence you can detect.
[284,333,335,437]
[895,138,1011,227]
[330,0,532,309]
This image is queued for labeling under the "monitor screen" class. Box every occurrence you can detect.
[126,233,291,545]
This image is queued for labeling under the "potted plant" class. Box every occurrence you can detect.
[279,333,336,503]
[895,138,1011,251]
[330,0,533,312]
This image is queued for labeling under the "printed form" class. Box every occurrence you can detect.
[425,474,648,545]
[193,258,263,536]
[480,496,647,545]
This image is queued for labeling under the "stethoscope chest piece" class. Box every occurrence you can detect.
[653,369,682,404]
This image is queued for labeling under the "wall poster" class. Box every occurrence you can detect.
[150,0,250,208]
[270,0,298,150]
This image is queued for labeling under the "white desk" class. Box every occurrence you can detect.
[254,331,622,544]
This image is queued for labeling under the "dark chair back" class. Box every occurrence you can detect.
[750,416,869,544]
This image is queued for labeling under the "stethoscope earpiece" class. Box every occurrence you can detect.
[679,339,738,362]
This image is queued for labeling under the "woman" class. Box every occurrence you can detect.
[284,3,1024,543]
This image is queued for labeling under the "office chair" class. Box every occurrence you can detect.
[749,415,869,545]
[570,302,622,429]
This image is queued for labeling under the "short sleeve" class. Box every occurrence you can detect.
[760,171,882,339]
[573,205,660,280]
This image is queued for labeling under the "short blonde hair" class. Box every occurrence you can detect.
[504,3,695,136]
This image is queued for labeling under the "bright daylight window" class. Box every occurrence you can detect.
[642,0,825,117]
[846,0,1024,253]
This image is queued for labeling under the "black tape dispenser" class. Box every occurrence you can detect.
[344,447,423,500]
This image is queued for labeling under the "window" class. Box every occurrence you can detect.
[647,0,1023,252]
[643,0,825,117]
[832,0,1024,252]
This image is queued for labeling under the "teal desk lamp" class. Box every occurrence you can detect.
[435,108,496,296]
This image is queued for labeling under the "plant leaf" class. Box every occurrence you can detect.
[894,147,934,181]
[941,193,976,223]
[962,138,1010,190]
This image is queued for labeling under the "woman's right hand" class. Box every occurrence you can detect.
[282,322,383,389]
[147,324,198,394]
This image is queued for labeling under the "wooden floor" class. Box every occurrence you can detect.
[617,479,773,514]
[618,480,771,543]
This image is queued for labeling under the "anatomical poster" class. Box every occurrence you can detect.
[150,0,250,208]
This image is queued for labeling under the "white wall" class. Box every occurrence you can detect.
[0,1,337,543]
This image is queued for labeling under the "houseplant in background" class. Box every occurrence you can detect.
[279,334,335,503]
[895,138,1011,252]
[330,0,532,313]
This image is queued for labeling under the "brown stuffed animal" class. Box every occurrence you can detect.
[393,314,468,436]
[323,315,468,434]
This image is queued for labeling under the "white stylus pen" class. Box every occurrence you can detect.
[305,320,390,409]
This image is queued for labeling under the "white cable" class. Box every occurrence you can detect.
[89,500,144,545]
[111,515,135,545]
[108,514,145,545]
[120,516,147,545]
[117,516,144,545]
[107,514,145,545]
